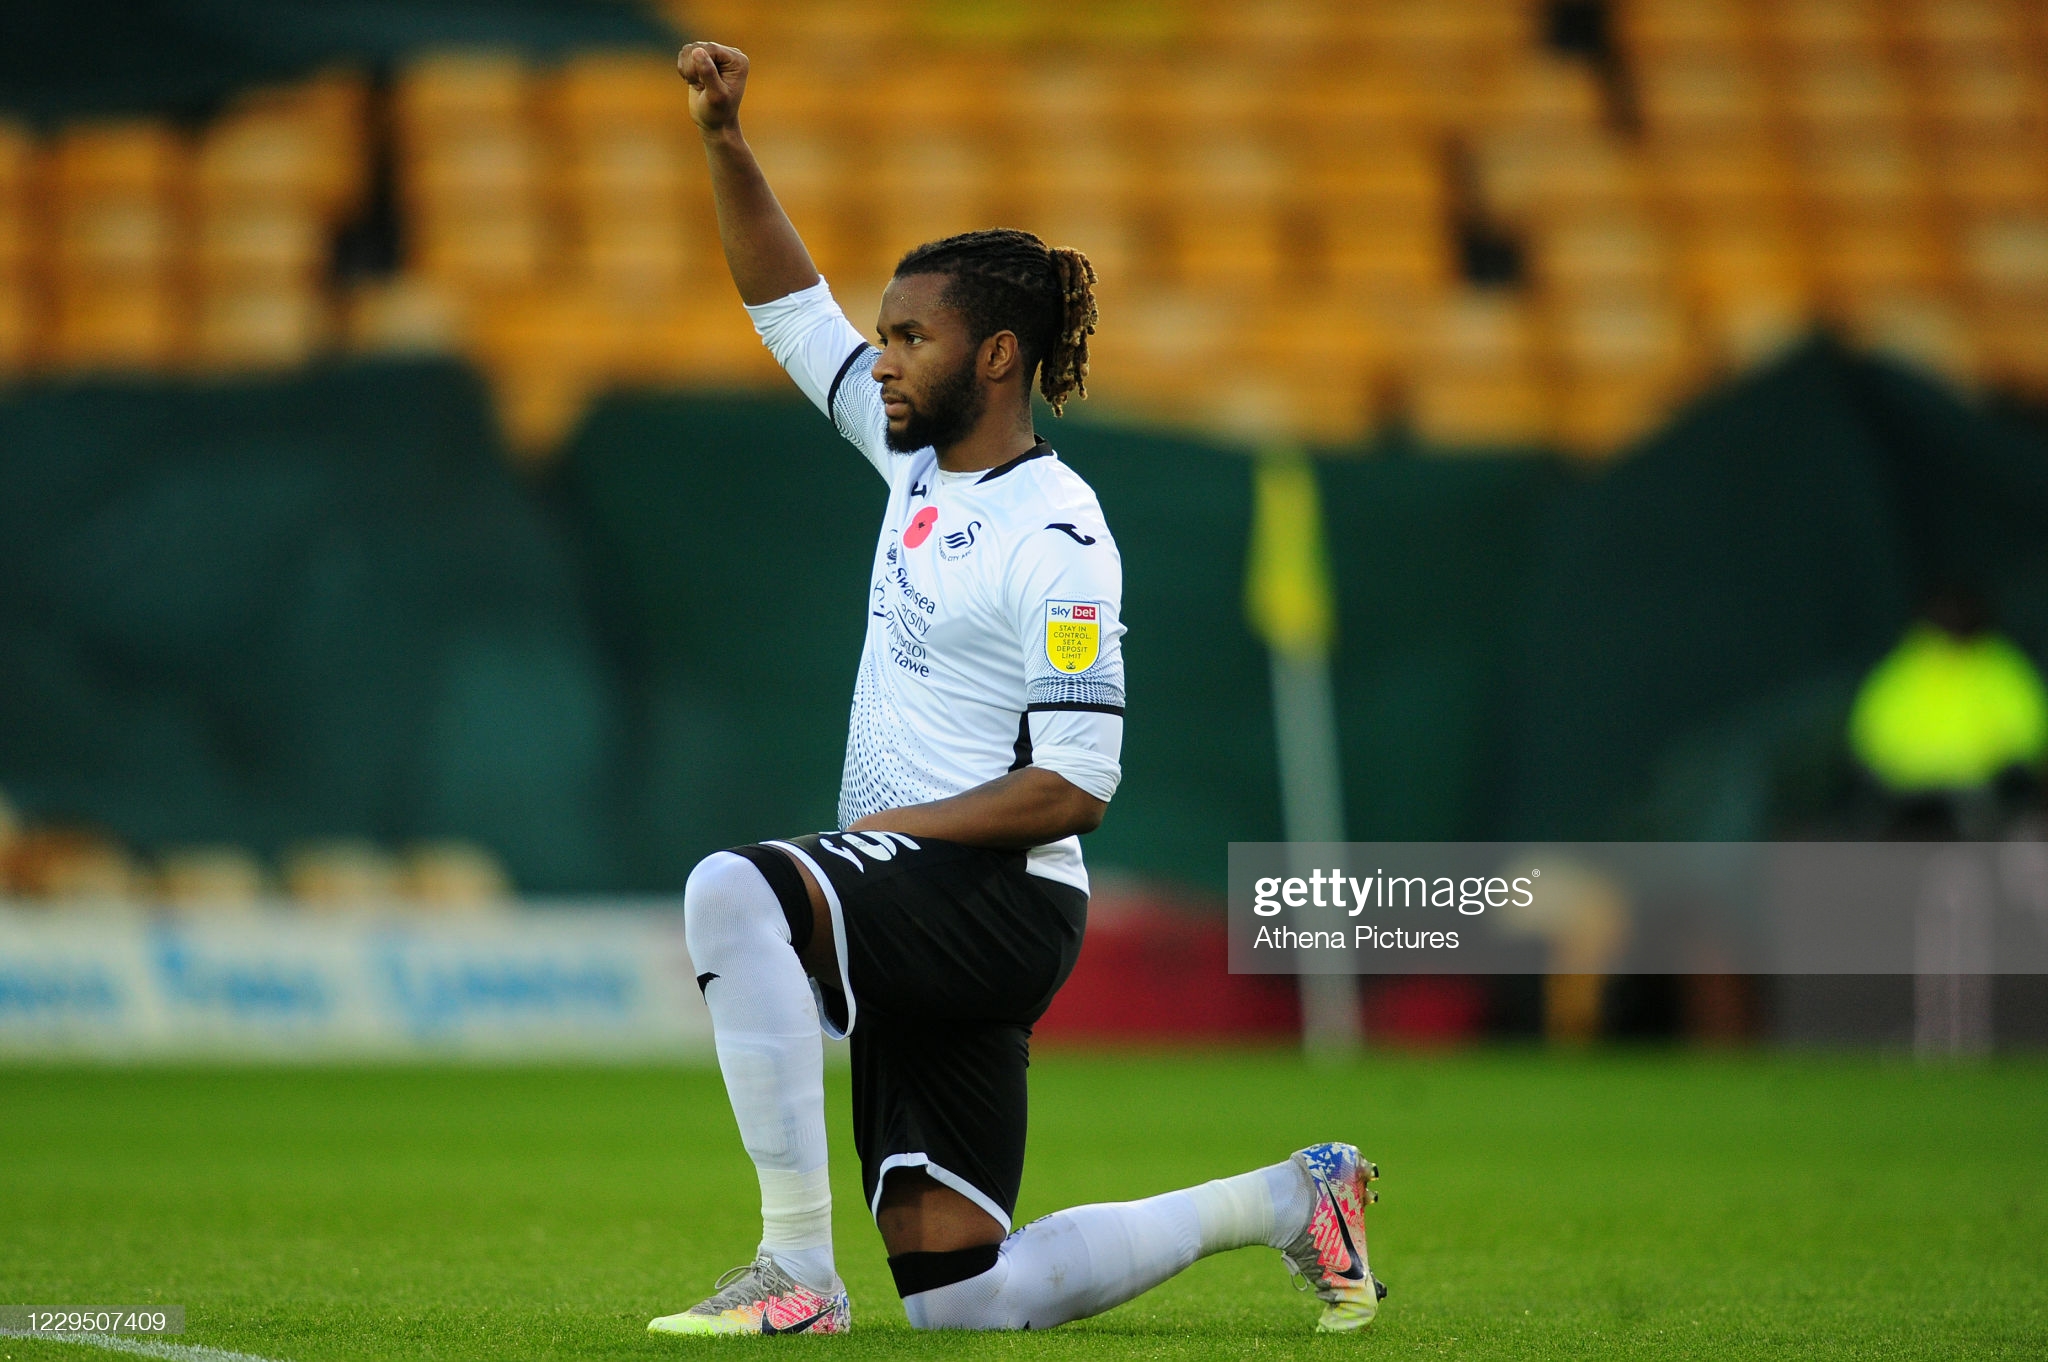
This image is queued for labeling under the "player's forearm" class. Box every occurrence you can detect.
[846,767,1106,849]
[699,124,821,306]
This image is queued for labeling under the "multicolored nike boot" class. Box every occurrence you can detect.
[1280,1141,1387,1333]
[647,1254,851,1337]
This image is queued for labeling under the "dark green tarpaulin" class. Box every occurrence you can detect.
[0,360,624,891]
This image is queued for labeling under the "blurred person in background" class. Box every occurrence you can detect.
[1850,589,2048,838]
[645,41,1385,1340]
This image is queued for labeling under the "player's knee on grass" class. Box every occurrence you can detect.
[896,1244,1021,1331]
[683,851,805,983]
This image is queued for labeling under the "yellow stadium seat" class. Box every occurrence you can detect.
[560,125,697,213]
[1782,59,1911,136]
[0,198,32,279]
[1960,215,2048,302]
[1476,127,1648,224]
[1762,0,1887,61]
[394,52,530,132]
[283,840,400,906]
[1681,222,1810,299]
[217,71,369,221]
[155,845,268,907]
[1406,288,1552,448]
[1620,0,1756,58]
[48,124,186,342]
[1972,300,2048,395]
[51,120,184,198]
[1202,365,1373,448]
[1796,133,1931,218]
[1010,135,1134,218]
[1897,0,2026,62]
[0,281,33,373]
[743,122,862,230]
[1698,290,1814,371]
[1808,217,1947,303]
[1240,292,1393,376]
[193,203,325,285]
[1003,200,1134,300]
[1477,56,1608,136]
[48,285,182,372]
[1161,119,1287,206]
[1677,221,1813,369]
[193,283,326,371]
[1531,215,1675,296]
[412,210,549,293]
[405,126,544,213]
[735,57,855,128]
[1176,209,1286,296]
[1932,144,2048,216]
[468,286,614,459]
[553,49,678,127]
[53,199,179,281]
[1651,136,1796,220]
[1410,366,1553,449]
[1321,205,1453,302]
[573,214,698,296]
[196,111,336,209]
[600,282,786,391]
[1275,77,1429,138]
[1843,292,1979,386]
[1918,57,2048,147]
[1201,0,1344,58]
[872,130,1002,251]
[0,122,34,204]
[1547,290,1693,377]
[1300,135,1444,216]
[345,275,467,356]
[1005,63,1122,146]
[1553,370,1688,457]
[1635,54,1774,141]
[1083,290,1233,413]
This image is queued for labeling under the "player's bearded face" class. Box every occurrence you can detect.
[886,344,985,453]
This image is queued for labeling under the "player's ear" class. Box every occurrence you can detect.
[983,329,1020,382]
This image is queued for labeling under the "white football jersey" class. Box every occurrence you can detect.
[746,279,1125,892]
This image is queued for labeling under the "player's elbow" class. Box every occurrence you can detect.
[1059,787,1108,837]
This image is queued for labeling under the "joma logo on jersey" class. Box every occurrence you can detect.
[1045,601,1102,674]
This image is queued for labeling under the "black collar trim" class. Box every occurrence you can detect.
[975,438,1054,484]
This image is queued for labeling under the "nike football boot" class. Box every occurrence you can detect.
[647,1254,850,1337]
[1280,1141,1387,1332]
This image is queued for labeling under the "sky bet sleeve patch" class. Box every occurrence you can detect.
[1044,601,1102,674]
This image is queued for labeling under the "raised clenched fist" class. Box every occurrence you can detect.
[677,42,750,134]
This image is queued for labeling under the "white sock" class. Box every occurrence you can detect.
[683,852,838,1292]
[901,1159,1311,1330]
[1189,1160,1315,1253]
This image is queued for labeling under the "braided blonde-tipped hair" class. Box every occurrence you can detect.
[893,228,1100,415]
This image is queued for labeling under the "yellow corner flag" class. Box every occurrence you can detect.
[1244,450,1336,660]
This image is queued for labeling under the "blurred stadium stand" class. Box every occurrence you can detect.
[0,0,2044,454]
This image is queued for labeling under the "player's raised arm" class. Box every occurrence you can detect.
[678,42,820,305]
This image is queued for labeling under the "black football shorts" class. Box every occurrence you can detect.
[731,830,1086,1232]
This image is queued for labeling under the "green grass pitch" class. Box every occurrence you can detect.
[3,1050,2044,1360]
